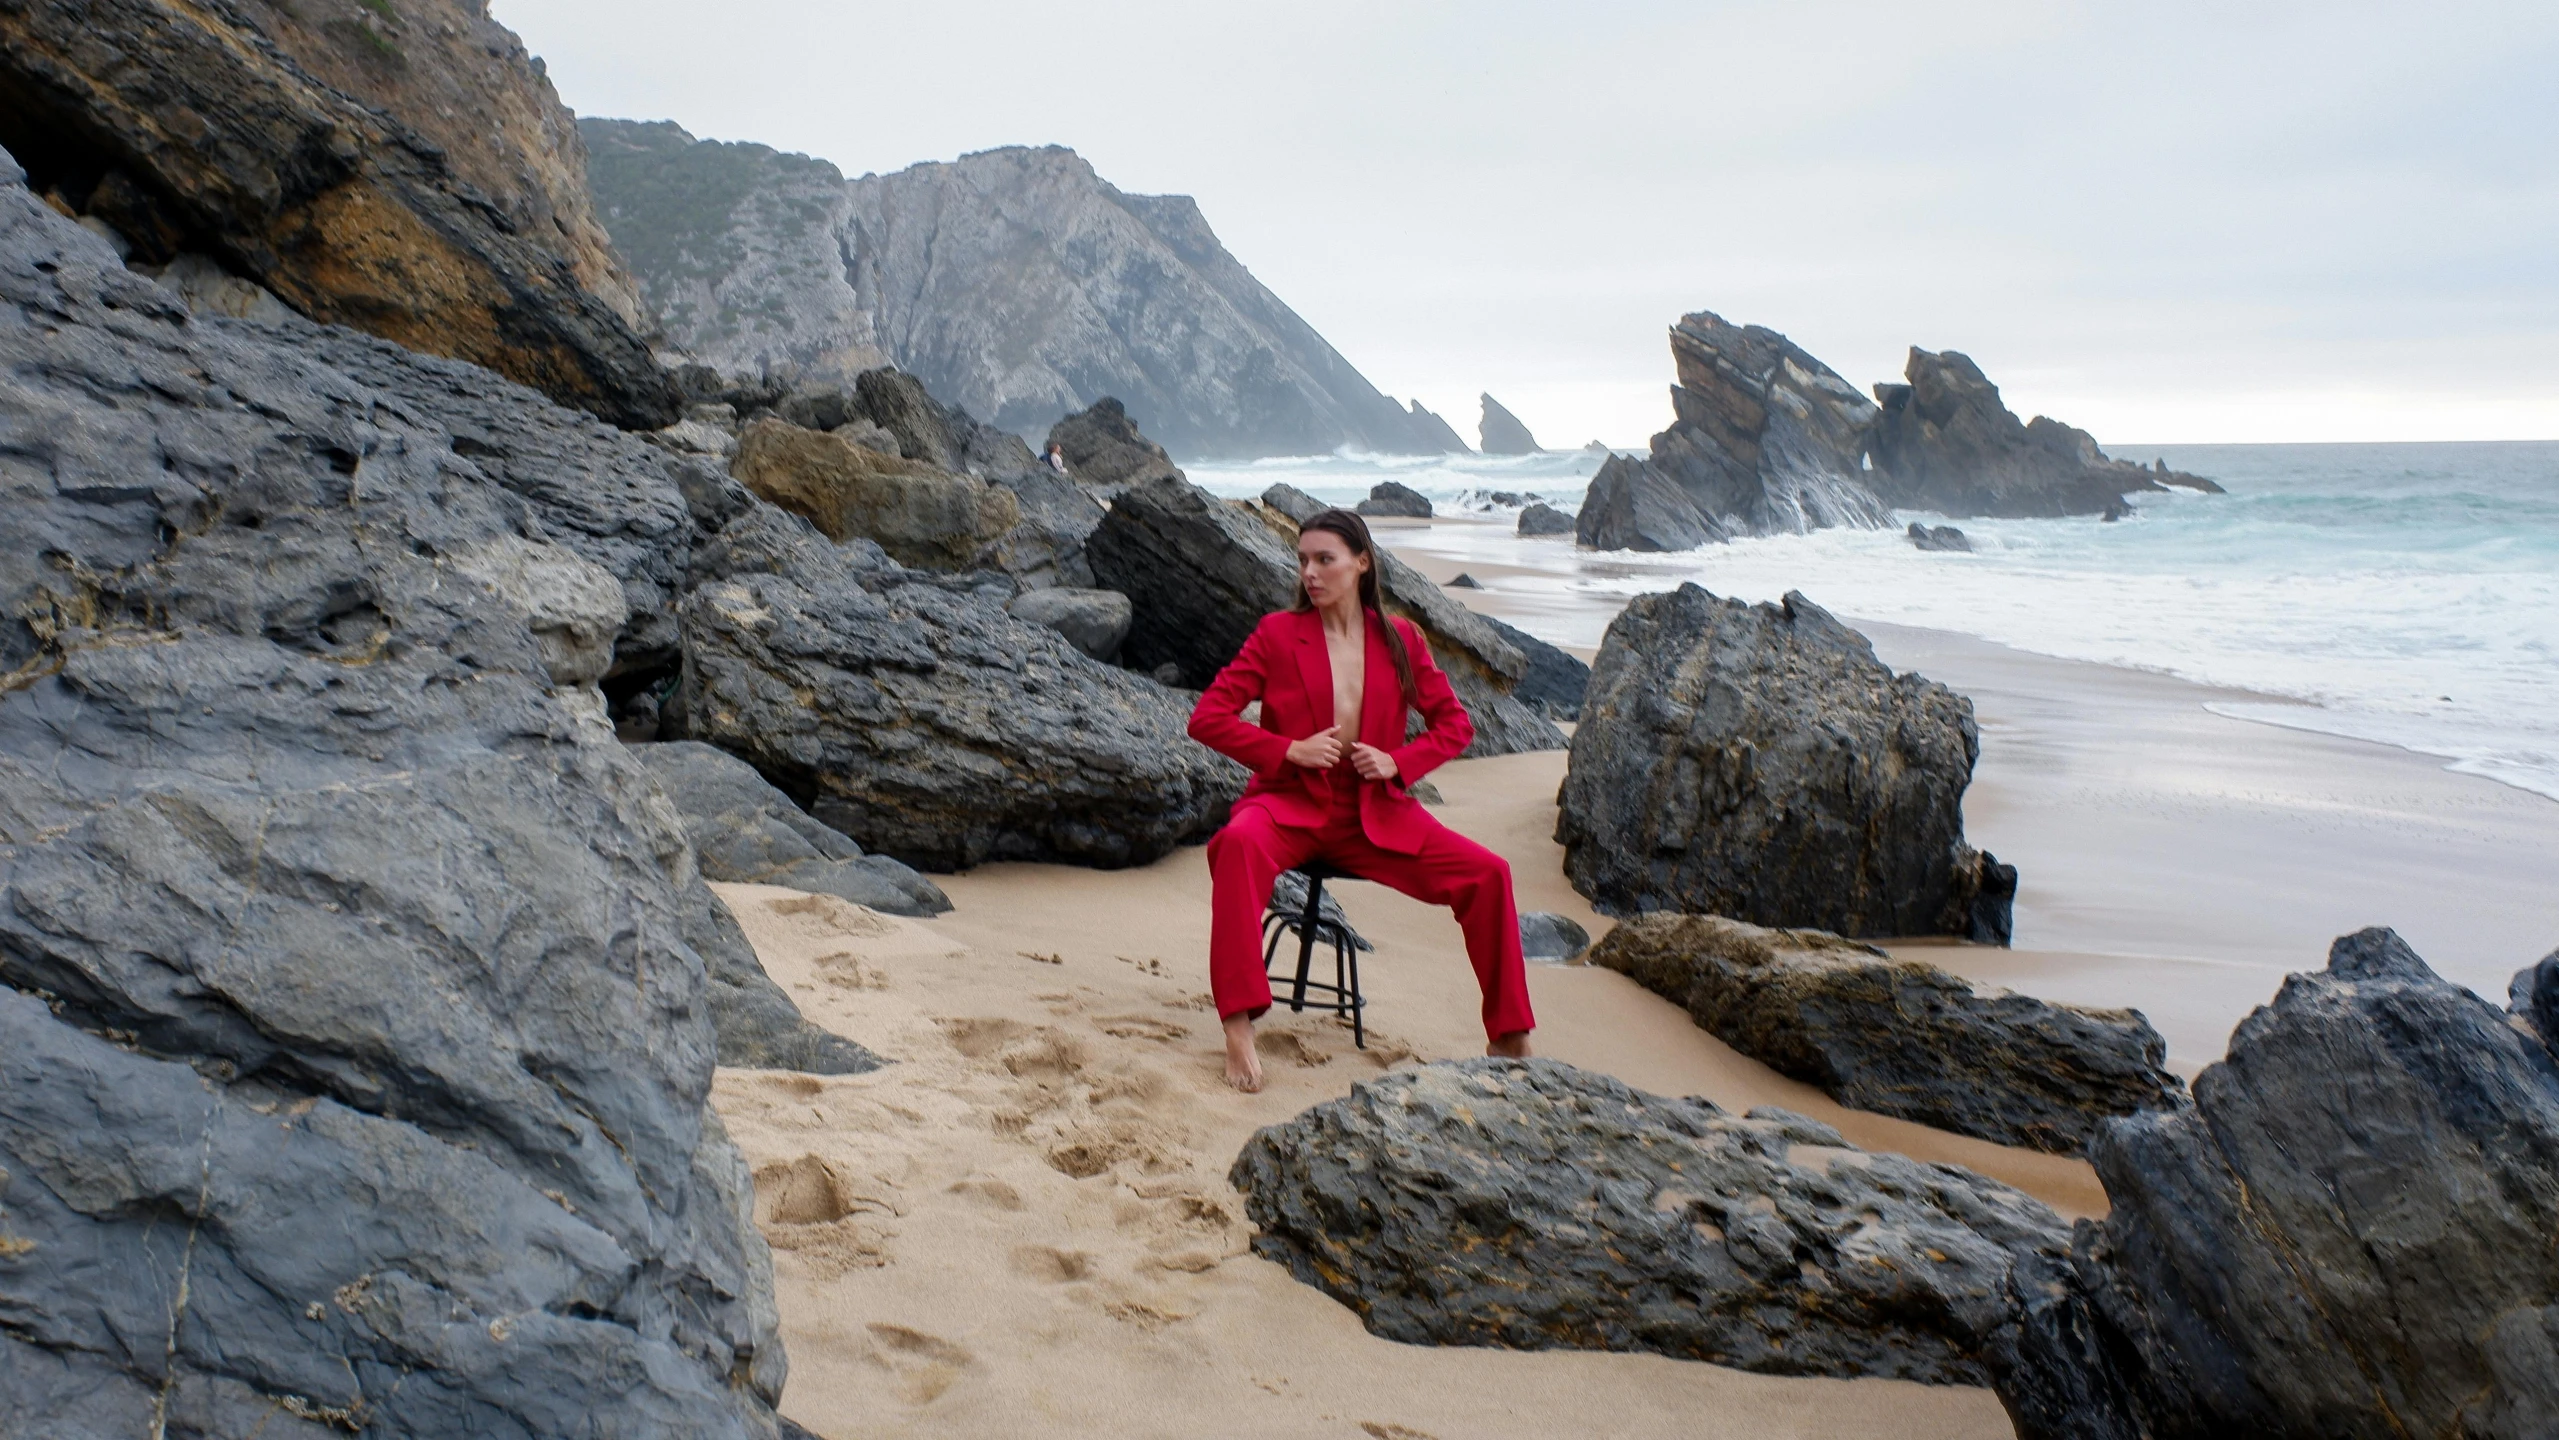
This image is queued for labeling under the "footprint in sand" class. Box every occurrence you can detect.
[756,1155,896,1276]
[1094,1014,1190,1044]
[864,1324,971,1405]
[1009,1245,1094,1283]
[1361,1424,1443,1440]
[1254,1029,1331,1069]
[947,1175,1024,1211]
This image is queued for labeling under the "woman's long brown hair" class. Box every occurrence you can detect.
[1291,507,1419,709]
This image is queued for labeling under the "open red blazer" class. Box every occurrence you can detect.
[1186,607,1473,856]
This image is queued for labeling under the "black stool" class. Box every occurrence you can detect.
[1260,861,1367,1048]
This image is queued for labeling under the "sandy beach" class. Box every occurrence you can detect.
[710,520,2559,1438]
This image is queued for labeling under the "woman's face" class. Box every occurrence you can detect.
[1298,527,1370,609]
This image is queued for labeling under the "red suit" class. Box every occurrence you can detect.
[1187,607,1535,1039]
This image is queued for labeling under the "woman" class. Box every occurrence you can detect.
[1187,508,1535,1092]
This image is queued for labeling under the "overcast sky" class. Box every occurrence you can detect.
[502,0,2557,447]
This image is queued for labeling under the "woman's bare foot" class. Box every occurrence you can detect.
[1223,1013,1265,1092]
[1487,1030,1533,1059]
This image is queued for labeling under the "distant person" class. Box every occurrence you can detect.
[1044,440,1070,475]
[1186,508,1534,1092]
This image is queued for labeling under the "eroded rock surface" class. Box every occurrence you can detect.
[1591,915,2182,1152]
[1867,349,2218,518]
[1576,451,1724,551]
[1557,585,2012,941]
[731,415,1018,570]
[1479,392,1540,454]
[633,742,949,918]
[1232,1060,2072,1384]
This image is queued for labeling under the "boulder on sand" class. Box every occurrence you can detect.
[1480,614,1590,721]
[1996,928,2559,1440]
[1516,500,1576,536]
[674,505,1244,871]
[633,741,951,916]
[1575,452,1724,551]
[1086,476,1566,757]
[1356,479,1434,518]
[1517,912,1590,960]
[1232,1059,2073,1385]
[1590,914,2184,1152]
[1557,584,2014,942]
[731,416,1019,570]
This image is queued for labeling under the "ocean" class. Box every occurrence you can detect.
[1186,441,2559,804]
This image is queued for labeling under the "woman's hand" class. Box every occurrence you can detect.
[1285,726,1346,769]
[1349,743,1398,782]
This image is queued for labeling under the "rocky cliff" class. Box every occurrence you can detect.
[1478,392,1540,453]
[0,0,675,428]
[580,122,1461,459]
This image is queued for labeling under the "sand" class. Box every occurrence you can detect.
[711,520,2559,1437]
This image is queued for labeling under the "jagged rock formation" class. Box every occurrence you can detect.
[1557,585,2014,942]
[1086,477,1567,758]
[673,506,1245,872]
[1404,398,1470,453]
[1574,312,1890,548]
[0,0,676,428]
[580,123,1457,457]
[1479,392,1541,453]
[1232,1060,2074,1385]
[1047,397,1183,488]
[1592,915,2184,1153]
[1999,929,2559,1440]
[0,153,787,1431]
[1866,349,2219,518]
[1908,521,1973,552]
[1356,480,1433,518]
[632,742,950,917]
[731,416,1019,569]
[1516,500,1576,536]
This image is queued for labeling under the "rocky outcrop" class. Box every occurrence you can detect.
[1260,481,1325,524]
[584,126,1457,457]
[1866,349,2217,518]
[633,742,950,917]
[1086,477,1566,757]
[0,0,677,428]
[1517,913,1590,961]
[1048,397,1183,488]
[1557,585,2013,942]
[1356,480,1433,518]
[0,151,786,1431]
[1591,915,2184,1152]
[1998,928,2559,1440]
[1231,1060,2073,1385]
[1404,398,1471,453]
[1479,392,1541,453]
[1575,452,1725,551]
[1516,500,1576,536]
[1006,586,1132,661]
[731,416,1019,570]
[673,506,1244,871]
[1908,521,1973,552]
[1481,614,1589,720]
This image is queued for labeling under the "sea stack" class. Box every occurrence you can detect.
[1479,393,1542,453]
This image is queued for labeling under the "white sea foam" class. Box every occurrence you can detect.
[1189,440,2559,803]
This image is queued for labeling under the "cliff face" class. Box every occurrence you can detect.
[582,124,1459,459]
[0,0,675,428]
[1866,348,2218,517]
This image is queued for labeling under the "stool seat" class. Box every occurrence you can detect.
[1261,864,1368,1048]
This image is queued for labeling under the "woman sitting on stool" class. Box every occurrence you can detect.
[1186,508,1535,1092]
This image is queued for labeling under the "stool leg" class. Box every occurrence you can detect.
[1289,877,1321,1012]
[1345,935,1364,1049]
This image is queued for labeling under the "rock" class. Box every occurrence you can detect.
[1997,929,2559,1440]
[1260,482,1325,524]
[0,0,676,428]
[730,416,1020,570]
[1479,392,1542,454]
[1589,311,1892,542]
[1403,398,1472,453]
[137,250,296,323]
[1086,477,1566,758]
[675,505,1245,871]
[1575,452,1724,552]
[1357,480,1434,518]
[835,417,903,455]
[983,461,1107,589]
[1406,778,1444,805]
[1446,572,1483,589]
[1557,585,2012,942]
[1908,521,1974,552]
[1049,397,1184,488]
[1517,912,1590,961]
[1231,1060,2073,1385]
[1006,586,1133,661]
[1867,350,2218,518]
[1517,500,1576,536]
[1269,869,1373,953]
[0,154,785,1431]
[1479,615,1590,721]
[449,535,629,688]
[688,881,887,1076]
[632,742,951,918]
[1591,914,2184,1152]
[584,129,1455,456]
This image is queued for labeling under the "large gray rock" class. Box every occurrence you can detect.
[0,154,788,1433]
[1356,479,1434,518]
[1575,452,1724,551]
[1591,914,2184,1153]
[1046,396,1183,489]
[674,505,1245,871]
[1480,614,1589,721]
[582,127,1456,457]
[1867,350,2218,519]
[1006,586,1133,662]
[633,742,950,917]
[1259,481,1325,524]
[1908,521,1974,552]
[1403,397,1471,453]
[1517,912,1590,961]
[1996,929,2559,1440]
[1516,500,1576,536]
[1557,585,2013,942]
[1231,1060,2073,1385]
[1086,477,1566,758]
[1478,392,1541,453]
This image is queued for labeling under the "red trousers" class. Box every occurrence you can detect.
[1205,783,1535,1039]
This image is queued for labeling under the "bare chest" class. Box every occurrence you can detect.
[1323,628,1365,741]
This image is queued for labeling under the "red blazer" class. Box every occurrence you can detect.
[1187,607,1473,856]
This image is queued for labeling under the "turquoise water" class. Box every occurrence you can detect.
[1188,441,2559,803]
